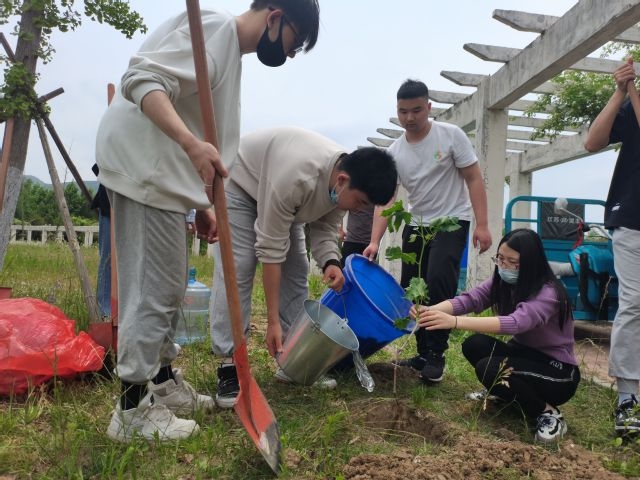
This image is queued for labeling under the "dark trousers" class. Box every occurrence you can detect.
[462,333,581,417]
[340,241,368,268]
[400,221,469,355]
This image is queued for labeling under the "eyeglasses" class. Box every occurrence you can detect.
[282,15,304,55]
[491,255,520,270]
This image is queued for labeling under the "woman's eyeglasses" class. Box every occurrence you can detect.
[491,255,519,270]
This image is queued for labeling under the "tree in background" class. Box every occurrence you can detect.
[0,1,146,269]
[15,179,96,225]
[526,44,640,140]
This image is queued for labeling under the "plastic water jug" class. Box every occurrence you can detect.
[175,267,211,345]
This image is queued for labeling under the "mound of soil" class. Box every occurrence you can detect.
[344,397,624,480]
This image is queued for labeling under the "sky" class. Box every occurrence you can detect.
[2,0,620,221]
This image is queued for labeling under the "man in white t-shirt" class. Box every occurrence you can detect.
[363,79,492,384]
[96,1,320,443]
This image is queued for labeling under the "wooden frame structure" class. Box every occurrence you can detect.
[369,0,640,286]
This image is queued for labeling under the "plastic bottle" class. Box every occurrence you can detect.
[175,267,211,345]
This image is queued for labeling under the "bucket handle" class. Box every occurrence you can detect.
[334,282,352,296]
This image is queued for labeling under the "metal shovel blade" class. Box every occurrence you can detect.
[234,342,281,473]
[185,0,282,473]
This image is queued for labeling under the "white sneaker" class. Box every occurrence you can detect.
[535,408,567,443]
[275,367,337,390]
[106,398,199,442]
[148,369,215,415]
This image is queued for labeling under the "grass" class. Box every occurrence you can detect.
[1,242,639,479]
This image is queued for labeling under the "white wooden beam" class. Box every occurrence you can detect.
[507,129,556,142]
[464,43,518,62]
[440,71,486,87]
[367,137,394,148]
[508,115,582,132]
[492,9,557,32]
[493,9,640,44]
[433,92,479,132]
[465,43,640,76]
[441,70,557,95]
[518,128,595,172]
[509,99,553,113]
[377,128,402,139]
[488,0,640,109]
[507,140,547,151]
[429,89,469,104]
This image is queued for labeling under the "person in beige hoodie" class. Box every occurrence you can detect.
[97,1,320,443]
[212,126,398,408]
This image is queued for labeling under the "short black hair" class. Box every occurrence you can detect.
[397,79,429,101]
[338,147,397,205]
[250,0,320,52]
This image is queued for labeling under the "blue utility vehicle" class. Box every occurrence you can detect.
[504,196,617,321]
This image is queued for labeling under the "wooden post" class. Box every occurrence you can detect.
[36,118,99,324]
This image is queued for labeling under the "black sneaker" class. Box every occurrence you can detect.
[615,396,640,436]
[392,355,427,371]
[419,351,445,383]
[216,363,239,409]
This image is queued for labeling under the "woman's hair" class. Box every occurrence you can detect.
[489,228,572,329]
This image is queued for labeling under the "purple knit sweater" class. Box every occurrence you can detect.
[450,278,576,365]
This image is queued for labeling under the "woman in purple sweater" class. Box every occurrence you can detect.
[411,228,580,443]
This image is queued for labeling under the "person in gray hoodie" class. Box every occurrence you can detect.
[212,126,397,408]
[97,1,320,443]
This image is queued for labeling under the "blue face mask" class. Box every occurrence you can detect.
[329,183,343,205]
[498,267,519,285]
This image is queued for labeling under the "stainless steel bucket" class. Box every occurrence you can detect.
[276,299,359,385]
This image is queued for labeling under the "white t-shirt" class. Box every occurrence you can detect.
[388,121,477,225]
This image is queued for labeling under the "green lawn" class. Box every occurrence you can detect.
[0,243,638,479]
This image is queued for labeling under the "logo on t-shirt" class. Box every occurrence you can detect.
[434,150,443,161]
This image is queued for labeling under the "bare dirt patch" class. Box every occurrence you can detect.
[341,362,624,480]
[343,437,624,480]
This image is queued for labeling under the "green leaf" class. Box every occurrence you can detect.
[384,246,416,265]
[381,200,404,218]
[429,215,461,232]
[405,277,428,304]
[393,316,411,330]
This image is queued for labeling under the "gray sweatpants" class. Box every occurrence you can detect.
[108,191,184,384]
[210,186,309,357]
[609,226,640,394]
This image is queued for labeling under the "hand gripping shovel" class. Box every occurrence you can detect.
[185,1,281,473]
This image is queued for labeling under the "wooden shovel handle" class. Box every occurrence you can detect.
[186,0,245,350]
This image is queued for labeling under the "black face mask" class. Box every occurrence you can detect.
[256,18,287,67]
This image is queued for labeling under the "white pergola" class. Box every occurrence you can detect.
[369,0,640,287]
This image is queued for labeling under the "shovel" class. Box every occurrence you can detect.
[185,0,281,473]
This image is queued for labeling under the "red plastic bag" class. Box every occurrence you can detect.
[0,298,105,395]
